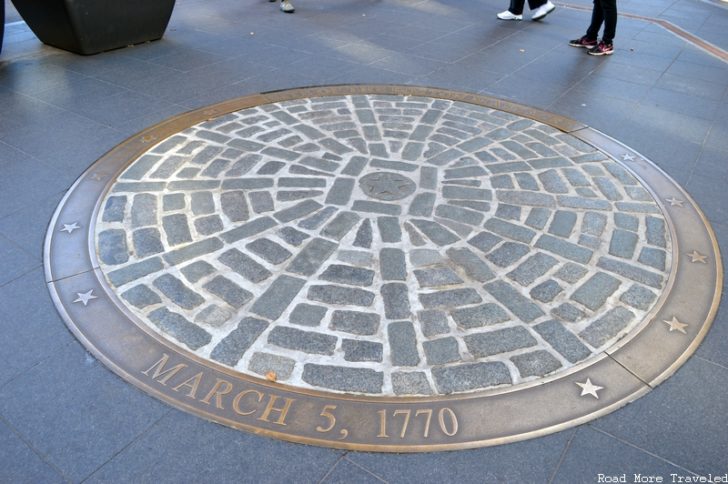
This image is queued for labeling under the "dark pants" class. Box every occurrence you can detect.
[586,0,618,43]
[508,0,547,15]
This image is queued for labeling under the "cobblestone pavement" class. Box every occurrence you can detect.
[96,94,670,396]
[2,0,728,481]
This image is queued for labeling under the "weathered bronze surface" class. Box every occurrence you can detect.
[45,85,722,451]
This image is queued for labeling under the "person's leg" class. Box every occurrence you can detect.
[601,0,618,43]
[585,0,604,40]
[508,0,527,15]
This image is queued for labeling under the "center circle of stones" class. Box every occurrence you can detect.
[359,172,417,201]
[96,94,672,397]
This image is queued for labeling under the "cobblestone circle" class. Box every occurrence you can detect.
[95,94,672,396]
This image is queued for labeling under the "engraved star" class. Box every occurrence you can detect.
[665,197,685,207]
[59,222,81,234]
[576,378,603,399]
[73,290,98,306]
[621,153,635,162]
[687,250,708,264]
[663,316,688,334]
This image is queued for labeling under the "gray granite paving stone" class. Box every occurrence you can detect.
[269,326,337,355]
[410,219,459,245]
[535,234,594,264]
[414,267,464,288]
[646,216,667,247]
[330,310,380,335]
[163,193,187,212]
[210,317,268,366]
[246,238,292,265]
[308,285,376,307]
[102,195,127,222]
[432,362,511,393]
[380,248,407,281]
[289,303,327,327]
[249,191,274,213]
[451,303,510,329]
[507,253,558,286]
[286,238,337,276]
[108,258,164,287]
[163,237,225,266]
[423,337,461,365]
[219,248,271,283]
[98,229,129,265]
[465,327,538,358]
[194,215,224,235]
[554,262,588,283]
[525,207,552,229]
[375,216,400,243]
[353,218,373,248]
[381,283,411,319]
[248,352,295,379]
[580,306,635,348]
[638,247,667,271]
[131,193,157,228]
[619,284,658,311]
[391,372,433,395]
[352,200,402,216]
[179,261,214,284]
[194,305,232,327]
[220,191,249,222]
[250,275,306,321]
[511,350,562,378]
[419,288,482,309]
[534,320,592,363]
[162,214,192,246]
[548,211,577,238]
[388,321,420,366]
[325,177,355,205]
[148,308,211,350]
[445,247,495,282]
[486,242,530,267]
[121,284,161,309]
[153,274,205,310]
[609,229,639,259]
[530,280,563,303]
[494,204,521,221]
[551,302,587,323]
[298,206,337,230]
[597,256,664,289]
[467,231,502,253]
[203,276,252,309]
[218,215,276,243]
[302,364,383,393]
[418,310,450,337]
[571,272,622,311]
[614,213,639,231]
[408,192,436,217]
[321,264,375,287]
[342,339,383,362]
[322,211,360,240]
[132,227,164,258]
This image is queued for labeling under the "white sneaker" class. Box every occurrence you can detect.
[532,1,555,20]
[497,10,522,20]
[280,0,294,12]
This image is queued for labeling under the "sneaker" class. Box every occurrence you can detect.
[587,41,614,56]
[497,10,523,20]
[532,1,555,21]
[568,36,598,48]
[280,0,294,12]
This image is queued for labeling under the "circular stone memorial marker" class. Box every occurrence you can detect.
[45,85,722,451]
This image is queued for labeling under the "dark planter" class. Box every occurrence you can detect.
[10,0,176,55]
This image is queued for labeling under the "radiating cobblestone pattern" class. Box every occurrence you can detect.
[95,95,672,396]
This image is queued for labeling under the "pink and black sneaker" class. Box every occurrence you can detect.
[587,41,614,56]
[568,36,598,48]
